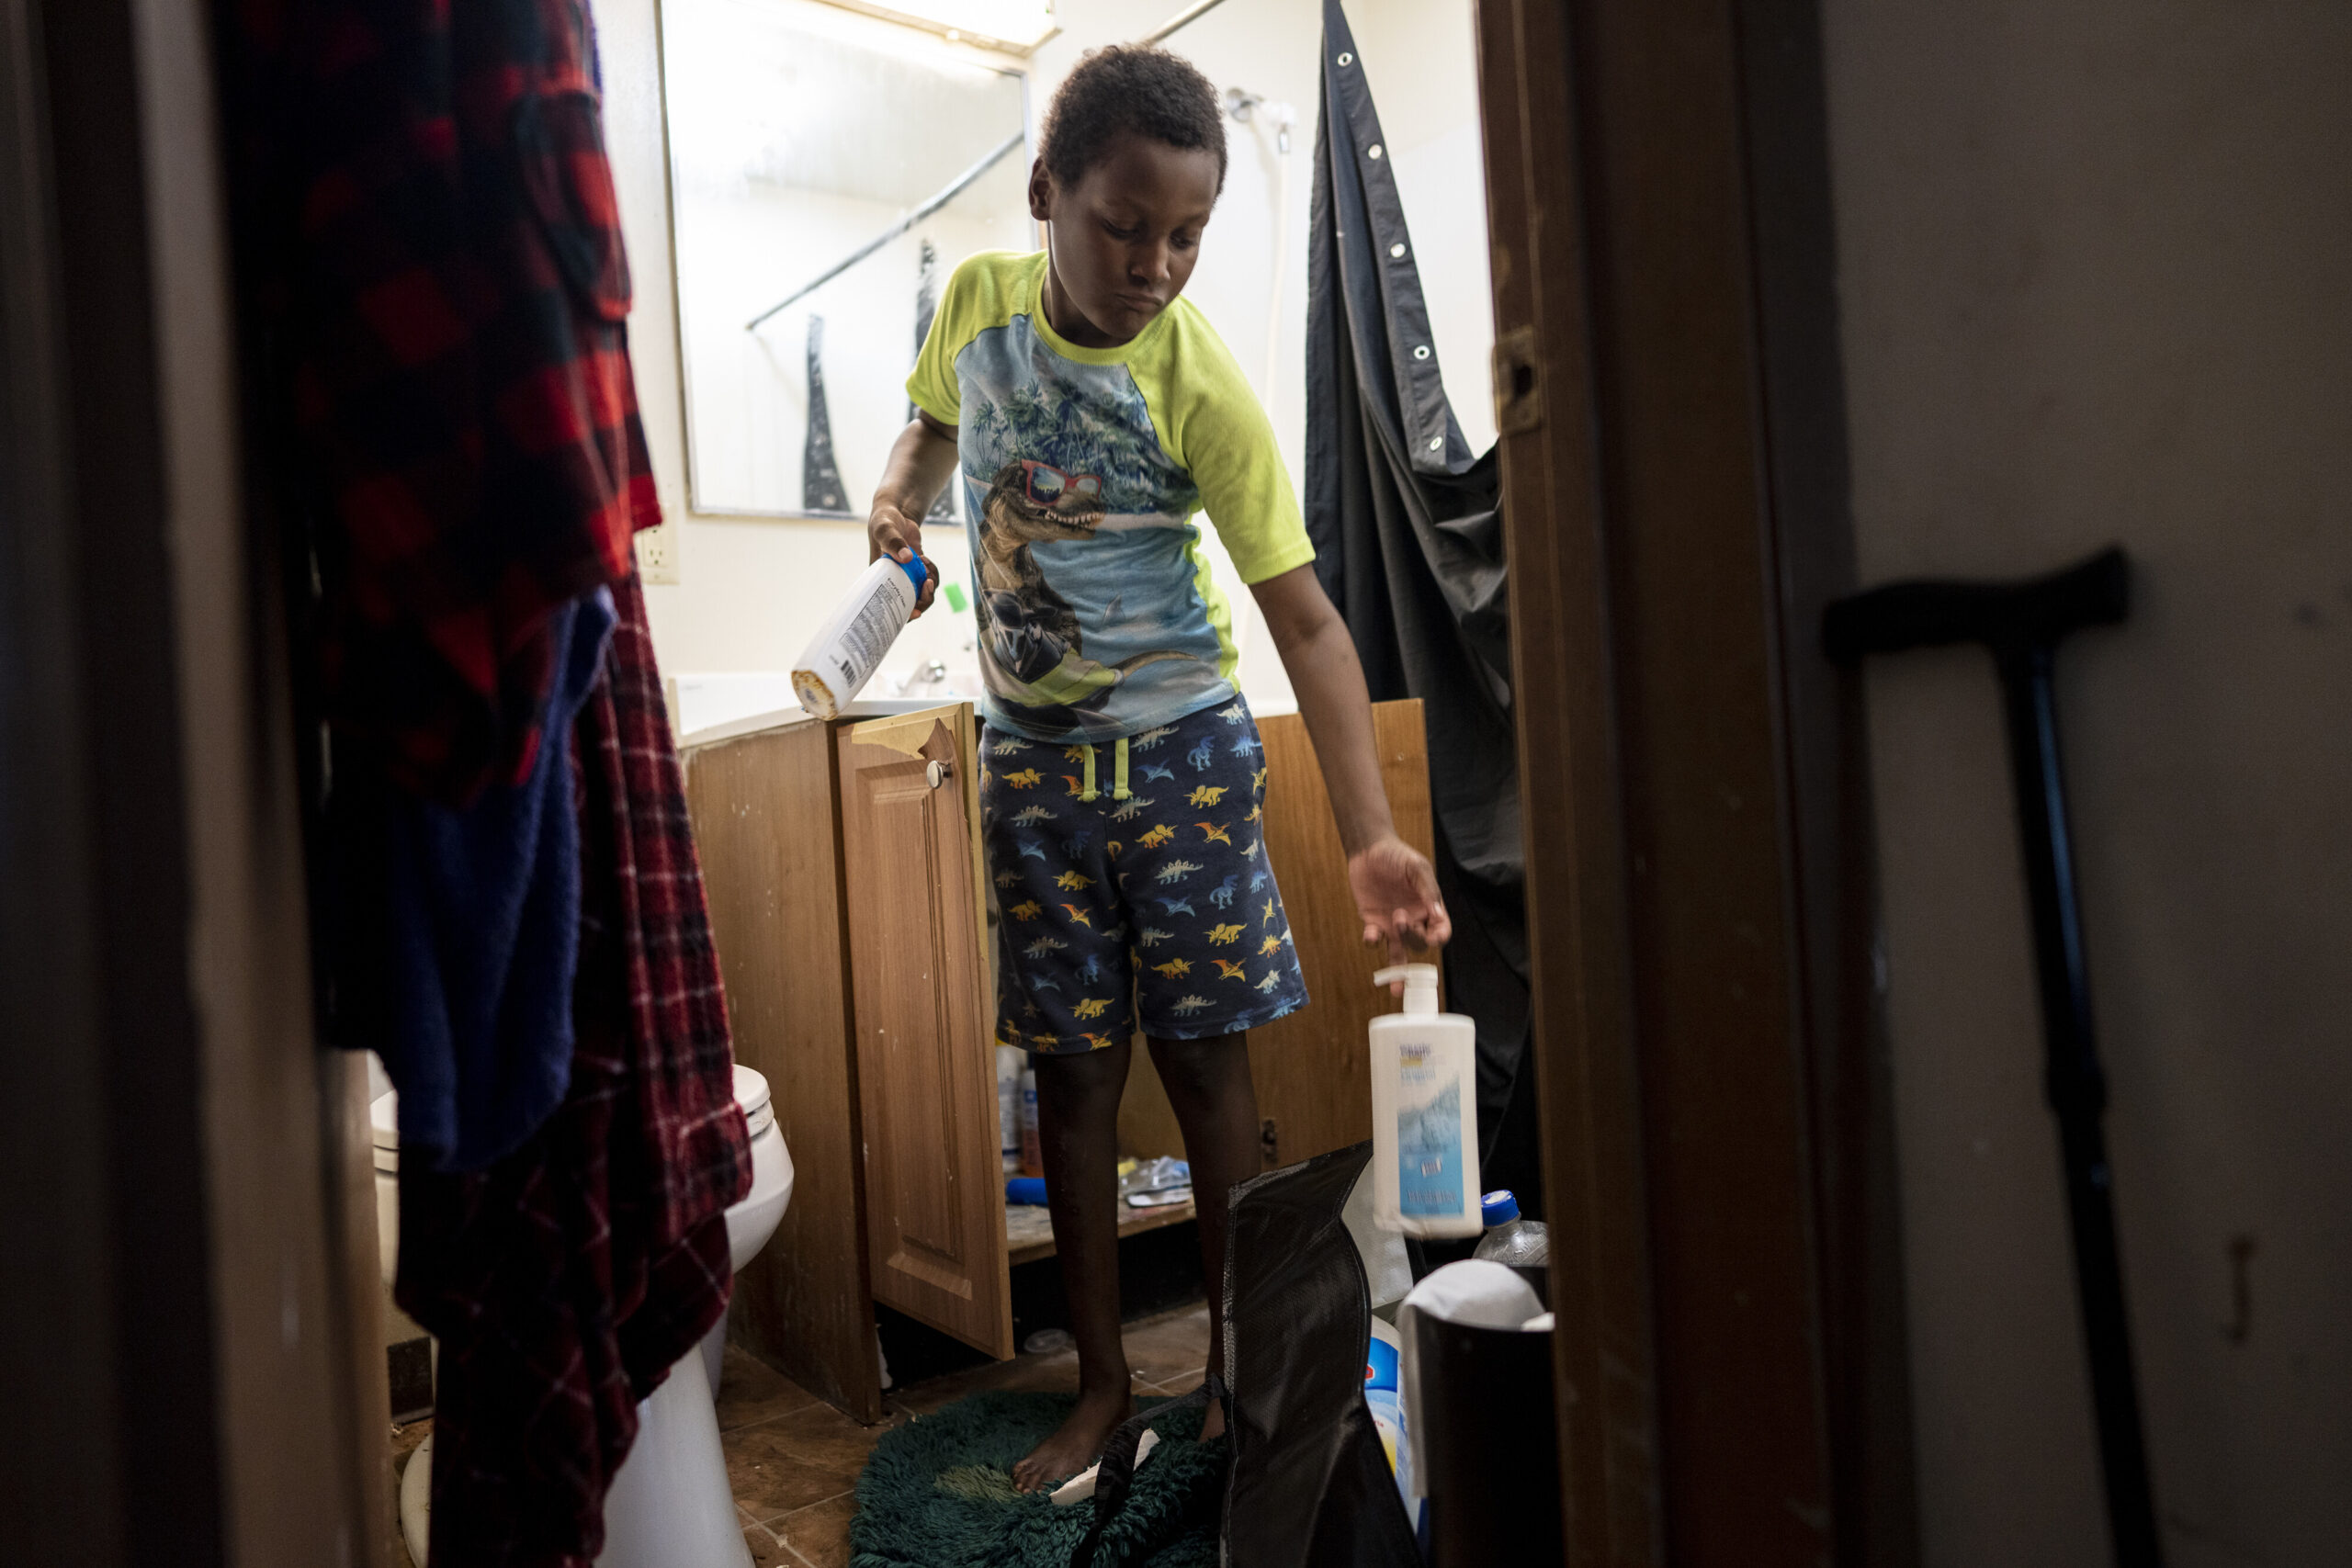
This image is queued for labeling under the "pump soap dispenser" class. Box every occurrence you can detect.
[1369,964,1483,1238]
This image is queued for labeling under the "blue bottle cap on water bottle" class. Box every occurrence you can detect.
[1480,1190,1520,1226]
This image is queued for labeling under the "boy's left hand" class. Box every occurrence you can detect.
[1349,834,1451,971]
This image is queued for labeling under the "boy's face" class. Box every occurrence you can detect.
[1030,132,1222,345]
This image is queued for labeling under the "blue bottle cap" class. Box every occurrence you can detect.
[898,554,933,595]
[1006,1177,1049,1205]
[1480,1190,1520,1226]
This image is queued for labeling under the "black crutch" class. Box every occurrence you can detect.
[1824,546,2162,1568]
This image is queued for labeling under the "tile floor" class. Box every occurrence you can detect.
[390,1300,1213,1568]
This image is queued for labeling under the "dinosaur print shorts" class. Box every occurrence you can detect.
[979,695,1312,1053]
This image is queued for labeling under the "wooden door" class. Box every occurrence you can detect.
[836,706,1013,1358]
[683,717,883,1420]
[1119,700,1437,1169]
[1475,0,1879,1560]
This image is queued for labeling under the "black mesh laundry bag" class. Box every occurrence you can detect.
[1072,1143,1419,1568]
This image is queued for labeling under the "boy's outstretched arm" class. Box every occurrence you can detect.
[1250,565,1452,965]
[866,412,961,616]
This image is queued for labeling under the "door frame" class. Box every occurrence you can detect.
[0,0,1917,1557]
[0,1,388,1562]
[1473,1,1917,1562]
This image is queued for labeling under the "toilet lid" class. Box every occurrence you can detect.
[370,1089,399,1173]
[734,1064,773,1140]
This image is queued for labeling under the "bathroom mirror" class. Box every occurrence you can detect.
[662,0,1034,518]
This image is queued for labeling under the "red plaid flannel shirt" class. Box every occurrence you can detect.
[254,0,657,803]
[400,574,750,1566]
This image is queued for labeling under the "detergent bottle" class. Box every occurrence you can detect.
[1369,964,1482,1237]
[791,554,932,719]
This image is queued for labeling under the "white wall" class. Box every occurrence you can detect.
[1821,4,2352,1563]
[597,0,1491,709]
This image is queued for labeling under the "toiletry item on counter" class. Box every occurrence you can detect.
[997,1045,1023,1175]
[1368,964,1482,1237]
[1472,1190,1549,1269]
[1119,1156,1191,1209]
[790,554,932,719]
[1019,1066,1043,1178]
[1006,1177,1049,1205]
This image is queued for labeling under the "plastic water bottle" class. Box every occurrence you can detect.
[1019,1066,1043,1178]
[997,1046,1023,1175]
[1472,1190,1548,1268]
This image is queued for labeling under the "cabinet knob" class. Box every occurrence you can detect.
[926,760,952,789]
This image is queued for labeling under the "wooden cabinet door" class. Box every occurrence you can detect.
[835,706,1013,1358]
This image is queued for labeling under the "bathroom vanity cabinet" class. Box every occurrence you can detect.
[682,698,1433,1423]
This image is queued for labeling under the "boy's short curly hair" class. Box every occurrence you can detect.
[1038,45,1227,196]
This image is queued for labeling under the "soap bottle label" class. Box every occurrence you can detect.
[1395,1043,1465,1218]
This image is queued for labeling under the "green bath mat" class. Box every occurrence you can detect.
[850,1392,1225,1568]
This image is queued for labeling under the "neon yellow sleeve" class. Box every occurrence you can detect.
[1134,302,1317,585]
[905,251,1027,428]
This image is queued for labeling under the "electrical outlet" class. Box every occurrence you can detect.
[635,522,680,584]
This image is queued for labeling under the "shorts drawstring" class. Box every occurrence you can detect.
[1080,739,1132,804]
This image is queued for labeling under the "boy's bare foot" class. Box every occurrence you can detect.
[1012,1385,1133,1493]
[1197,1394,1227,1441]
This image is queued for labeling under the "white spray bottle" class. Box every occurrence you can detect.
[791,555,933,719]
[1369,964,1482,1238]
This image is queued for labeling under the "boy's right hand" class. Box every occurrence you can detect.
[868,504,938,618]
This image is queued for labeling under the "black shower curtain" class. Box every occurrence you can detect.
[1303,0,1534,1201]
[908,239,957,520]
[803,312,848,513]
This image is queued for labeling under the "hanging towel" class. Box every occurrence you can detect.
[908,237,938,428]
[384,586,615,1173]
[910,237,957,520]
[804,313,851,513]
[399,571,750,1568]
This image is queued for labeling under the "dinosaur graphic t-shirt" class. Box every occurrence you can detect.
[906,250,1314,742]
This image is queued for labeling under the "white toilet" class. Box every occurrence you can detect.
[376,1061,795,1568]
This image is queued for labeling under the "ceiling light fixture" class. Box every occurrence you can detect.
[812,0,1057,56]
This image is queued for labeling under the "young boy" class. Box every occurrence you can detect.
[869,45,1448,1490]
